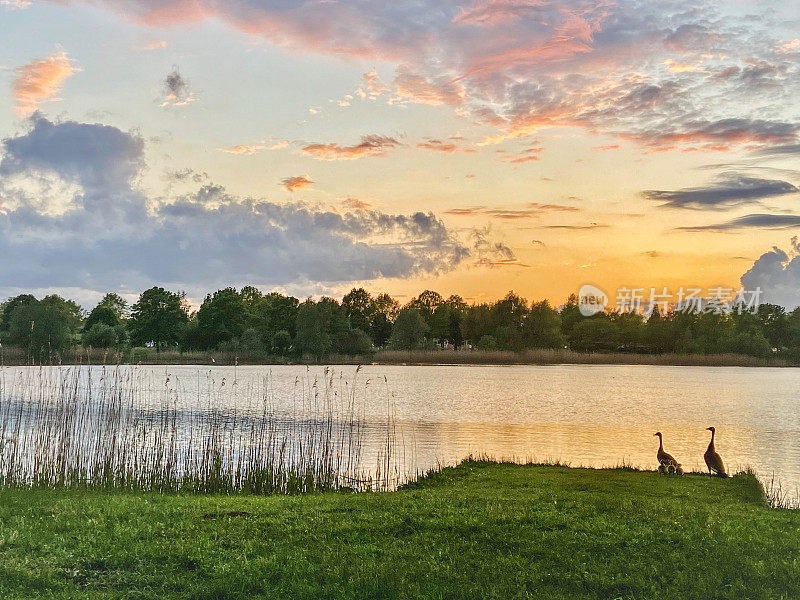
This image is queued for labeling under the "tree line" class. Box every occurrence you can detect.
[2,287,800,363]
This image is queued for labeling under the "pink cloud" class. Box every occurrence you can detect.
[302,135,401,160]
[12,51,78,117]
[220,144,266,155]
[42,1,800,154]
[453,0,548,26]
[393,66,465,106]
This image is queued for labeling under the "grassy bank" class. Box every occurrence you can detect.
[1,461,798,599]
[0,346,788,367]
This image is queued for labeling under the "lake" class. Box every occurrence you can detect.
[2,363,799,498]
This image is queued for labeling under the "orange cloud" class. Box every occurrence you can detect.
[362,70,389,98]
[393,66,465,106]
[444,206,486,216]
[497,146,544,163]
[528,203,580,212]
[220,144,266,155]
[281,174,313,191]
[142,39,167,50]
[341,197,373,211]
[592,144,620,152]
[302,135,400,160]
[416,138,476,153]
[663,59,701,73]
[12,51,78,117]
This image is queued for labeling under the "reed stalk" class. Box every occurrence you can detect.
[0,365,399,494]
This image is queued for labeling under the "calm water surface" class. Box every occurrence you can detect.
[5,364,800,496]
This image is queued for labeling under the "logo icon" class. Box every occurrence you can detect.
[578,284,608,316]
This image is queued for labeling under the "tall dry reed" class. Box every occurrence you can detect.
[0,365,399,494]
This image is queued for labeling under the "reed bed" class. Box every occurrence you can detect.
[0,365,399,494]
[1,345,786,367]
[374,348,786,367]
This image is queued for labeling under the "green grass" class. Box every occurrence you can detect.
[1,461,798,599]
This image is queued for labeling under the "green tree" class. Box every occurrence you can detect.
[84,304,123,332]
[388,308,429,350]
[755,304,789,349]
[522,300,564,349]
[239,286,264,329]
[568,316,619,352]
[373,293,400,321]
[369,312,393,348]
[335,329,374,356]
[407,290,444,335]
[610,311,644,352]
[83,322,128,349]
[477,334,498,351]
[489,292,529,350]
[197,288,248,348]
[429,303,452,346]
[0,294,37,335]
[407,290,444,317]
[251,292,300,344]
[82,294,129,348]
[685,310,731,354]
[460,304,495,348]
[98,293,129,318]
[642,307,669,353]
[271,330,292,355]
[129,287,189,350]
[40,295,83,335]
[294,298,350,360]
[6,299,75,361]
[447,309,464,348]
[559,294,585,338]
[781,307,800,362]
[342,288,375,333]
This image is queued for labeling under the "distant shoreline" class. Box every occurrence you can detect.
[0,346,789,368]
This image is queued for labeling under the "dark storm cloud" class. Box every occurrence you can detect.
[677,214,800,231]
[644,174,799,209]
[753,144,800,157]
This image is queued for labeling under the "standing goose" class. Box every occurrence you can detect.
[654,432,682,473]
[704,427,728,477]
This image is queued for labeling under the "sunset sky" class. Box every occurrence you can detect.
[2,0,800,308]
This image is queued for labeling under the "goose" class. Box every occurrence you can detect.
[654,432,681,473]
[704,427,728,477]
